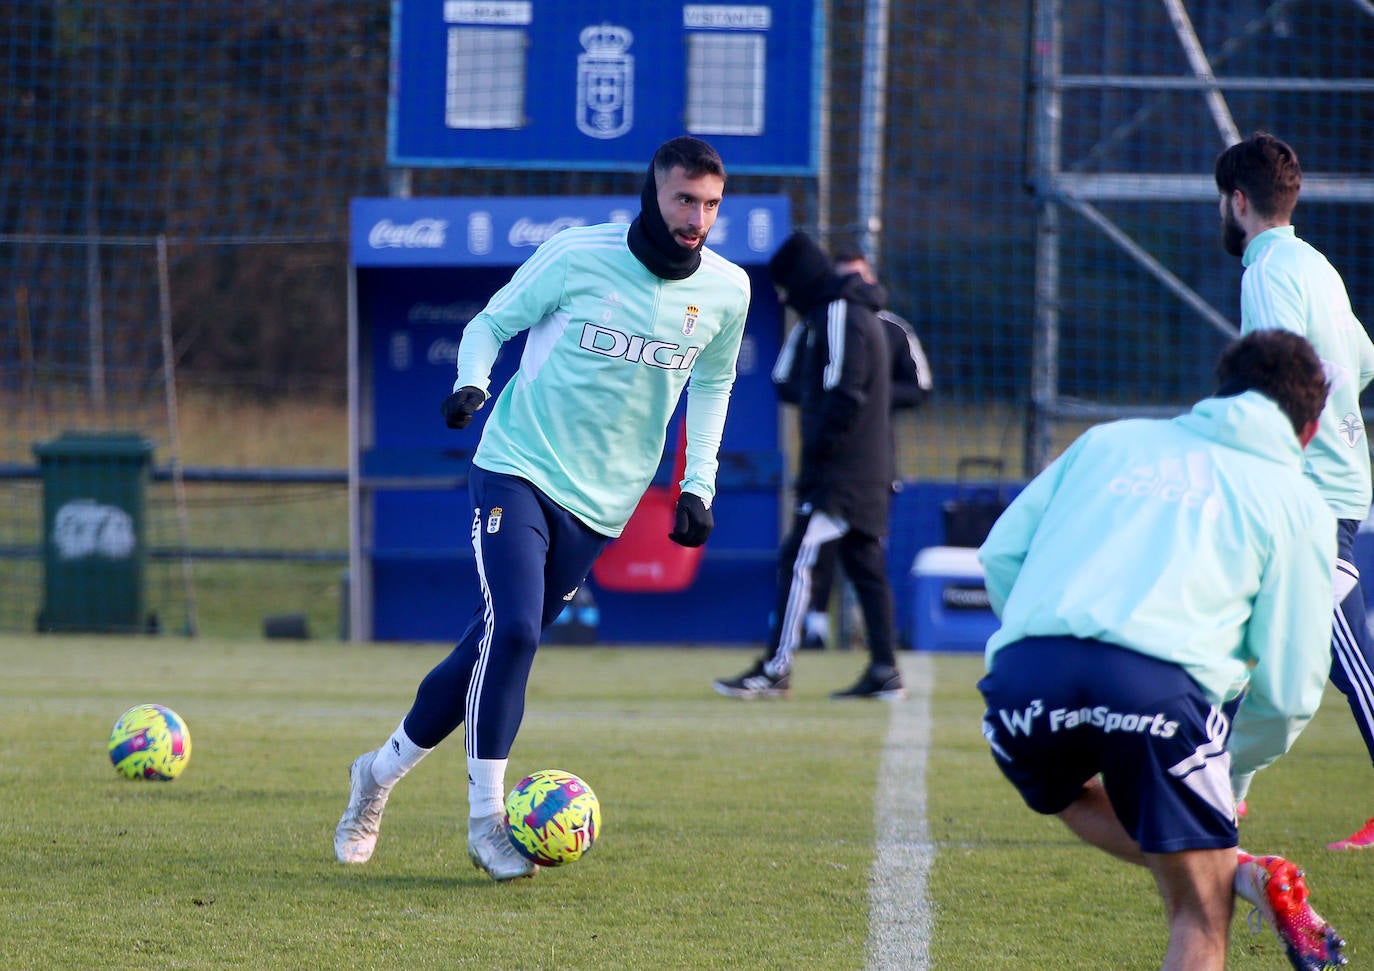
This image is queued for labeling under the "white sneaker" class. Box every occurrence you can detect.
[334,751,392,863]
[467,813,536,881]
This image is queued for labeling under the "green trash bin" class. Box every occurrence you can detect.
[33,432,156,633]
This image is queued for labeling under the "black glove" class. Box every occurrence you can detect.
[440,386,487,429]
[668,492,713,548]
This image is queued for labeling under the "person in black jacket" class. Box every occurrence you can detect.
[714,232,905,700]
[772,246,933,650]
[773,248,931,413]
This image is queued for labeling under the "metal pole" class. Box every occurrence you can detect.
[1027,0,1063,475]
[815,0,832,238]
[156,235,199,636]
[1159,0,1240,146]
[388,167,413,199]
[857,0,891,263]
[347,263,368,642]
[85,152,105,408]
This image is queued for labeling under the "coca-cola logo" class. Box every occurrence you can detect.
[408,302,481,323]
[428,338,462,365]
[508,217,586,247]
[368,218,448,249]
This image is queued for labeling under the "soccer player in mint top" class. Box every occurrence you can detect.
[1216,131,1374,851]
[978,331,1344,971]
[334,136,751,881]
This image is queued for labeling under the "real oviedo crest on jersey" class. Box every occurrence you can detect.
[682,305,699,337]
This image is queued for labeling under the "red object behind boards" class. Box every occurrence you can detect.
[592,422,704,593]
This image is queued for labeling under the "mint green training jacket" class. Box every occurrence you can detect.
[979,391,1335,796]
[1241,226,1374,520]
[453,223,751,537]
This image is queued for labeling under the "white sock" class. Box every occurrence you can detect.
[467,757,508,820]
[369,721,432,789]
[805,612,829,639]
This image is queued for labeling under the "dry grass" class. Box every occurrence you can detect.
[2,387,346,467]
[171,390,347,467]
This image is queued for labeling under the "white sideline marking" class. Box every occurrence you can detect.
[866,652,935,971]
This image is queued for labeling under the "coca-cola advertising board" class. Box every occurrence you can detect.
[350,195,787,268]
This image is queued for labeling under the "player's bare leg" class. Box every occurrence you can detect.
[1056,779,1234,969]
[1055,777,1146,865]
[1144,849,1235,971]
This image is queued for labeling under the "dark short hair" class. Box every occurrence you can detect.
[1215,329,1328,435]
[1214,132,1301,220]
[653,136,726,182]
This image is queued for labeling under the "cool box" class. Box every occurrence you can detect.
[909,546,1000,653]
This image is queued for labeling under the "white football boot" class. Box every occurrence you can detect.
[467,813,536,881]
[334,750,392,863]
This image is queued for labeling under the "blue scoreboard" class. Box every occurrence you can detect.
[389,1,820,173]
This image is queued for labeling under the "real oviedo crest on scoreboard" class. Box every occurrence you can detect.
[389,0,819,174]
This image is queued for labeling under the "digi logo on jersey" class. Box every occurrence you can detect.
[579,323,700,370]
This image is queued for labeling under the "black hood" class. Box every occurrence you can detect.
[627,162,702,280]
[834,274,886,312]
[768,232,834,315]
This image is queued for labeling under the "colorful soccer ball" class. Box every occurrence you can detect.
[504,768,600,866]
[108,704,192,781]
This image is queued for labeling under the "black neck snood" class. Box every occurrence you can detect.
[627,163,702,281]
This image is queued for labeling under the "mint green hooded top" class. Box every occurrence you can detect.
[1241,225,1374,520]
[453,222,751,537]
[979,391,1335,796]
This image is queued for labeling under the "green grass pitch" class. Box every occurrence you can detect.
[2,637,1366,969]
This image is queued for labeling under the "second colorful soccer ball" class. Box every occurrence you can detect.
[108,703,193,780]
[504,768,600,866]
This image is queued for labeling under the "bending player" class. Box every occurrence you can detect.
[978,330,1345,970]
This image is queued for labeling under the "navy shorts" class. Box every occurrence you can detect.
[978,636,1238,854]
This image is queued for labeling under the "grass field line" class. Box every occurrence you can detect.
[866,651,935,971]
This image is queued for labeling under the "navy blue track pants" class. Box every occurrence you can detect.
[402,466,609,759]
[1334,518,1374,767]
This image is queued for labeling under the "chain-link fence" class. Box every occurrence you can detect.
[3,1,1373,634]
